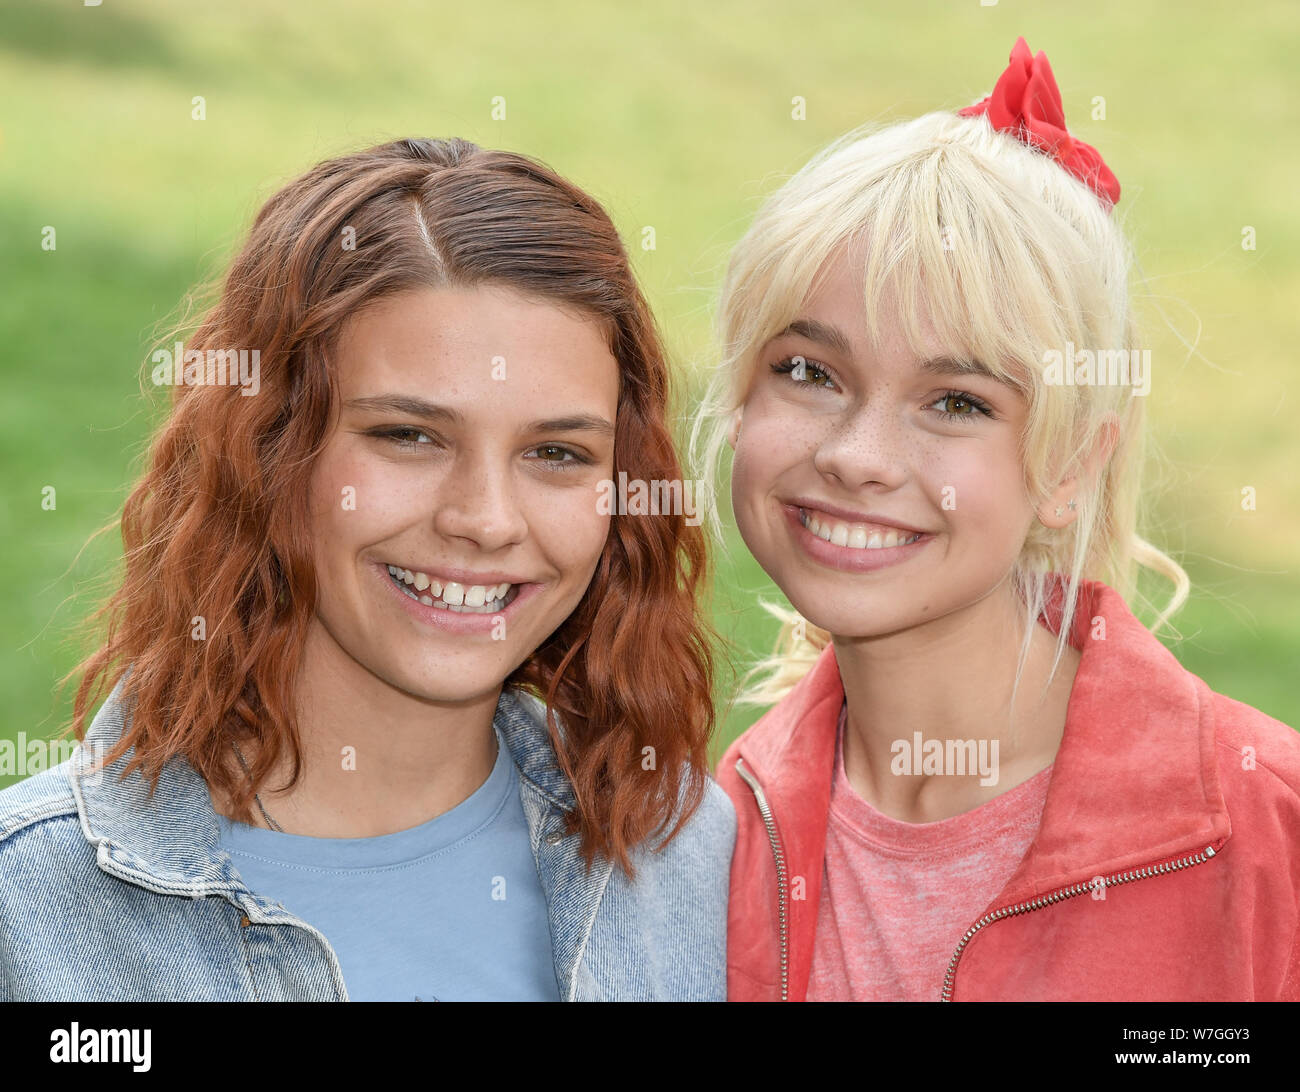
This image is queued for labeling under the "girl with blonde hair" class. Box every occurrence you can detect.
[698,38,1300,1001]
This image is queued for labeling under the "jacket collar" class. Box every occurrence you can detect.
[72,680,579,898]
[737,578,1231,903]
[71,681,608,999]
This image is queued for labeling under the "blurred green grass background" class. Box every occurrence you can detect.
[1,0,1296,787]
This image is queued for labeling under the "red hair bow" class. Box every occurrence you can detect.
[958,36,1120,209]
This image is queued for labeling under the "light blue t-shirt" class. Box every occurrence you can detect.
[217,731,560,1001]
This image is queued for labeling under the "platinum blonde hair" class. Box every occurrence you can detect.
[691,110,1188,707]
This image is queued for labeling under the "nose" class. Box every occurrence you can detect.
[812,397,911,493]
[431,450,529,551]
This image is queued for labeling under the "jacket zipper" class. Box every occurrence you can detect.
[941,835,1228,1001]
[735,758,789,1002]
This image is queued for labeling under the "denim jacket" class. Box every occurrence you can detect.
[0,681,735,1001]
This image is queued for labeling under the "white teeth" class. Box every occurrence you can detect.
[386,565,514,609]
[800,511,922,551]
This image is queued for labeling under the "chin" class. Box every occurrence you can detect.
[781,581,920,640]
[360,649,514,705]
[392,671,505,706]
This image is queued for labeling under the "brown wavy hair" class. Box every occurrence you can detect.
[66,137,716,876]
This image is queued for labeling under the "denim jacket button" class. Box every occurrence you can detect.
[545,830,563,845]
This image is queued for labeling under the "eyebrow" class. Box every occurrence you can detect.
[345,395,614,435]
[916,355,1000,380]
[773,319,853,357]
[773,320,1000,381]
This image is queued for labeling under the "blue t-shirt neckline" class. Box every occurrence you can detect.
[216,729,513,871]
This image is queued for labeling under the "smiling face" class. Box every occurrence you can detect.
[306,284,618,706]
[730,244,1040,639]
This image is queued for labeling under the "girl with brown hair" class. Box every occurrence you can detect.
[0,137,733,1001]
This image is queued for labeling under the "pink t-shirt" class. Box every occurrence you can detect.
[807,703,1052,1002]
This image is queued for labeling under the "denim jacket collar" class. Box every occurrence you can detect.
[71,679,611,1001]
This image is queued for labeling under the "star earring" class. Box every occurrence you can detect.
[1054,499,1078,518]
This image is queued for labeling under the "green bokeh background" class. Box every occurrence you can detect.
[2,0,1297,787]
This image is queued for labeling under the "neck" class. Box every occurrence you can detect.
[834,578,1079,823]
[215,622,501,837]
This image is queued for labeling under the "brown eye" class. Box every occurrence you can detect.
[930,391,992,421]
[369,425,437,448]
[526,444,591,471]
[772,355,836,389]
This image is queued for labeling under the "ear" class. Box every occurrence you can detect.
[1036,416,1120,528]
[726,406,743,450]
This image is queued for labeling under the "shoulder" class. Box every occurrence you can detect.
[505,685,737,858]
[0,760,103,938]
[600,773,733,999]
[1202,681,1300,905]
[619,759,737,880]
[655,772,736,867]
[0,760,82,848]
[1206,683,1300,803]
[1200,685,1300,995]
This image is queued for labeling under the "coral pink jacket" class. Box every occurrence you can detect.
[716,580,1300,1001]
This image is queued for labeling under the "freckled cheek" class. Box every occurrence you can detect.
[732,405,822,503]
[307,449,413,558]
